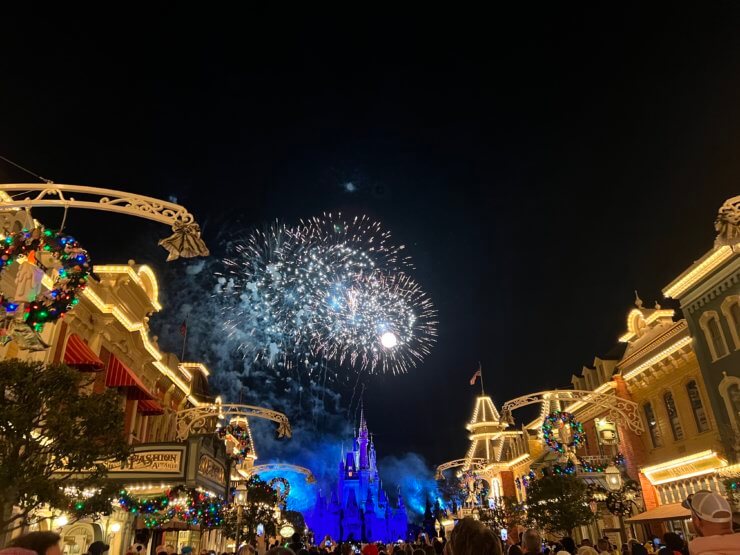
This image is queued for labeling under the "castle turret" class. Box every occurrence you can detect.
[359,407,370,469]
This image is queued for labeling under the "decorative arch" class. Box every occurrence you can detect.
[0,184,208,261]
[500,390,644,434]
[175,403,291,440]
[626,309,648,338]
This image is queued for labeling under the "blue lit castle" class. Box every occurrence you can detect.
[306,410,408,542]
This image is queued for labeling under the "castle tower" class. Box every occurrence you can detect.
[359,407,370,469]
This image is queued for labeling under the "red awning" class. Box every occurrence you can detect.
[105,355,155,400]
[137,399,165,415]
[63,334,104,372]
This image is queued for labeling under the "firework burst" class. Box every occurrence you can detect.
[217,214,436,374]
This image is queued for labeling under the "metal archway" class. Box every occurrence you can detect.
[500,390,644,434]
[175,403,291,440]
[0,183,208,261]
[249,463,316,484]
[435,458,486,480]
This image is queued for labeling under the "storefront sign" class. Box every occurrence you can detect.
[197,455,226,486]
[106,449,184,474]
[643,450,727,485]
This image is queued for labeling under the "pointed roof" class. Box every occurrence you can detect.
[466,395,502,429]
[465,395,508,462]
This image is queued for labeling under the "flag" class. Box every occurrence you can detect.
[179,320,188,336]
[469,368,482,385]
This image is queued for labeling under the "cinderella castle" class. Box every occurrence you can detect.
[305,410,408,542]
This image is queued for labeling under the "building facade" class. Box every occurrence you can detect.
[305,411,408,543]
[663,196,740,464]
[0,212,232,555]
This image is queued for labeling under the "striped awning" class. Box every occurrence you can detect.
[105,354,155,400]
[63,334,104,372]
[137,399,165,415]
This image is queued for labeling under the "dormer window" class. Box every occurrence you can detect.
[699,311,729,360]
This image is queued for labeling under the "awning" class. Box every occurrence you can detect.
[105,354,155,400]
[137,399,165,416]
[625,502,691,523]
[63,334,104,372]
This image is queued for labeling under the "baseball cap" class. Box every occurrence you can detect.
[682,491,733,523]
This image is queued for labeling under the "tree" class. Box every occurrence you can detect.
[0,360,130,539]
[222,476,280,543]
[480,496,530,531]
[524,475,594,537]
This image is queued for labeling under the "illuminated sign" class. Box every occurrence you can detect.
[105,450,184,473]
[198,455,226,486]
[642,450,727,485]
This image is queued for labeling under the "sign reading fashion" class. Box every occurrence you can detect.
[105,450,184,473]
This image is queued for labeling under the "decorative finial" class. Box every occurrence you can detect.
[634,290,643,309]
[654,301,661,310]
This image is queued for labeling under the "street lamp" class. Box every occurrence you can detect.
[234,483,248,551]
[605,464,622,491]
[434,520,441,538]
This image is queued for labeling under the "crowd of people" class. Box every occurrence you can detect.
[0,491,738,555]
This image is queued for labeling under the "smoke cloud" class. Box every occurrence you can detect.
[152,253,443,521]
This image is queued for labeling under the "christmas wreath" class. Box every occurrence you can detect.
[542,411,585,453]
[217,423,253,464]
[0,227,91,330]
[116,486,225,528]
[268,477,291,507]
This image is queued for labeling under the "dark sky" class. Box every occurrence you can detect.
[1,9,739,466]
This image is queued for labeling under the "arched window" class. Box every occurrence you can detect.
[728,385,740,429]
[686,381,710,433]
[664,391,684,441]
[721,296,740,350]
[700,311,729,360]
[644,402,662,448]
[719,375,740,433]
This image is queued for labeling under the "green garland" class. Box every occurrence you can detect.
[0,228,91,330]
[117,486,226,528]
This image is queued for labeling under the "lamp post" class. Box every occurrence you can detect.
[434,519,441,539]
[604,464,626,544]
[234,483,247,552]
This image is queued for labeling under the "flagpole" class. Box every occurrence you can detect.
[181,312,189,360]
[479,361,484,396]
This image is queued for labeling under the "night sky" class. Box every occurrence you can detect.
[2,10,739,469]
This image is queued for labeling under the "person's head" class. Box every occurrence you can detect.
[88,542,109,555]
[662,533,682,552]
[181,547,193,555]
[522,530,541,554]
[560,539,576,555]
[9,532,62,555]
[581,541,592,548]
[628,542,646,555]
[266,549,295,555]
[414,550,426,555]
[683,491,733,537]
[596,540,609,553]
[444,517,501,555]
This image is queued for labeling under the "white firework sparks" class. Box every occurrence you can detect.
[217,214,437,374]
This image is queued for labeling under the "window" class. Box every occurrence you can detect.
[722,296,740,350]
[708,317,729,358]
[728,385,740,431]
[664,391,684,441]
[700,311,729,360]
[687,381,710,433]
[644,402,662,448]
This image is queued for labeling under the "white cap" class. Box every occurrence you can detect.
[682,490,732,523]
